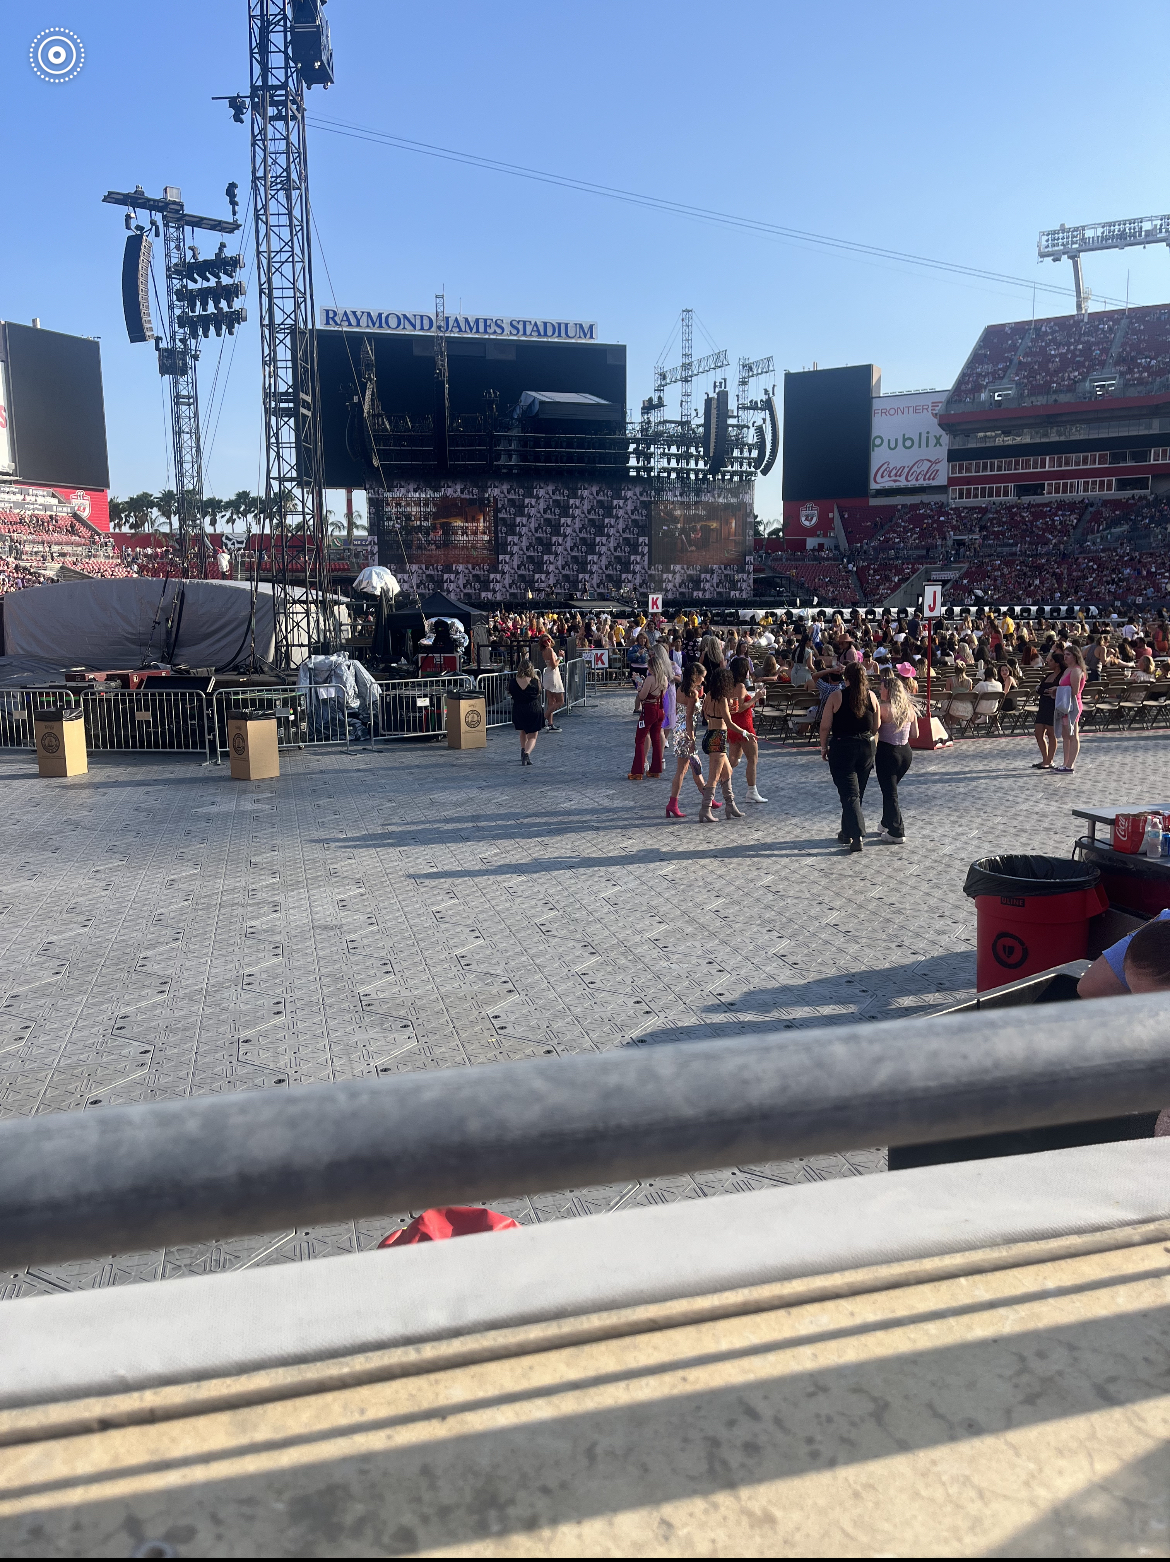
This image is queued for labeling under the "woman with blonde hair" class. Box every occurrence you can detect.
[875,668,916,844]
[630,643,670,779]
[1053,643,1087,773]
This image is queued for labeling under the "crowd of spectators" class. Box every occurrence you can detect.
[1015,311,1120,399]
[836,504,881,549]
[0,507,141,596]
[856,501,953,557]
[856,562,918,604]
[949,321,1030,403]
[780,560,858,604]
[952,550,1170,607]
[974,501,1082,551]
[1108,305,1170,389]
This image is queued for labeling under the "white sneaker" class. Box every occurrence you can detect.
[746,786,768,803]
[878,830,905,845]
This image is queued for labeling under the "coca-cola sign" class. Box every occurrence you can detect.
[871,391,948,491]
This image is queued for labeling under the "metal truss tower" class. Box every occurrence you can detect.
[104,186,242,574]
[242,0,334,665]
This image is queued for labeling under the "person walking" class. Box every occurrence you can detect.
[630,644,670,780]
[539,635,565,731]
[699,665,743,821]
[666,662,720,818]
[727,655,767,803]
[874,667,915,844]
[819,661,879,853]
[509,659,545,765]
[1053,643,1086,773]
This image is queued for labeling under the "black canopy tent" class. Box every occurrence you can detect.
[419,592,485,630]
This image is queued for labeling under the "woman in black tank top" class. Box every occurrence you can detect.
[819,661,879,852]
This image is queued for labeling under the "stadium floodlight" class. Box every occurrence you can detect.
[1038,215,1170,315]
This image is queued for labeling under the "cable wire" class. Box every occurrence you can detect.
[305,114,1126,309]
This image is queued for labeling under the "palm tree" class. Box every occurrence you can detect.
[154,491,177,535]
[108,496,126,529]
[201,495,226,532]
[228,490,256,537]
[125,492,157,534]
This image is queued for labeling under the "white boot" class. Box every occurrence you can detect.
[746,784,768,803]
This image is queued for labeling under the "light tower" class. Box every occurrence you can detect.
[1038,214,1170,314]
[103,185,244,574]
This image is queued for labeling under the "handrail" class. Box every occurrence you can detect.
[2,993,1169,1270]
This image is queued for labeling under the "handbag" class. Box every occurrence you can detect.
[1054,684,1072,715]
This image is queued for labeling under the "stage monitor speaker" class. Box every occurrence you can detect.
[702,387,729,474]
[122,232,154,344]
[756,389,779,475]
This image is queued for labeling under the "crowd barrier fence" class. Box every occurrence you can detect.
[0,688,79,749]
[0,686,211,755]
[374,674,477,740]
[211,685,353,762]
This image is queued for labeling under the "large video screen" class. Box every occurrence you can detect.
[381,494,497,568]
[4,323,109,490]
[782,363,876,503]
[650,497,749,568]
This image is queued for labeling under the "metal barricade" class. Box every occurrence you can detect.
[0,688,79,749]
[77,687,211,755]
[211,685,351,762]
[475,670,514,728]
[376,675,477,740]
[563,656,587,710]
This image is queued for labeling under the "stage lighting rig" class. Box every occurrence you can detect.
[103,183,244,573]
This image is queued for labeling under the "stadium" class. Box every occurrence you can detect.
[7,304,1170,620]
[759,303,1170,613]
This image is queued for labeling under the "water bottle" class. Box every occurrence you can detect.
[1145,813,1164,860]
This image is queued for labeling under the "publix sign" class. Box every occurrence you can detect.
[870,390,948,491]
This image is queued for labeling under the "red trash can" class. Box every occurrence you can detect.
[963,855,1108,992]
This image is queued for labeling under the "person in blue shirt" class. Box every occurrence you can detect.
[1078,909,1170,997]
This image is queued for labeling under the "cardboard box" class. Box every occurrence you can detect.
[227,715,280,780]
[446,692,487,750]
[34,707,88,777]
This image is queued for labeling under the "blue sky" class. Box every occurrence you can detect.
[4,0,1169,523]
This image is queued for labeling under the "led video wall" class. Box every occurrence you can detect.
[649,497,749,568]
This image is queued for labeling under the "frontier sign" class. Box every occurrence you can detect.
[319,308,599,342]
[870,390,948,491]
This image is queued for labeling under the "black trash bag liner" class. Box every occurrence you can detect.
[963,854,1102,900]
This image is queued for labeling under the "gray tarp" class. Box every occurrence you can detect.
[1,579,276,668]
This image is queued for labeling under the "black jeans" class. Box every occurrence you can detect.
[828,735,874,843]
[875,740,912,838]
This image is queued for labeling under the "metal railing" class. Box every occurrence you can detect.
[0,687,210,754]
[375,674,477,740]
[211,685,352,761]
[0,689,78,749]
[563,656,588,710]
[469,660,587,729]
[79,686,212,754]
[1,991,1167,1271]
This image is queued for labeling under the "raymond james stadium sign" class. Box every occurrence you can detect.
[319,308,599,342]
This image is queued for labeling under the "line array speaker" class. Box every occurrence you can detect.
[122,232,154,344]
